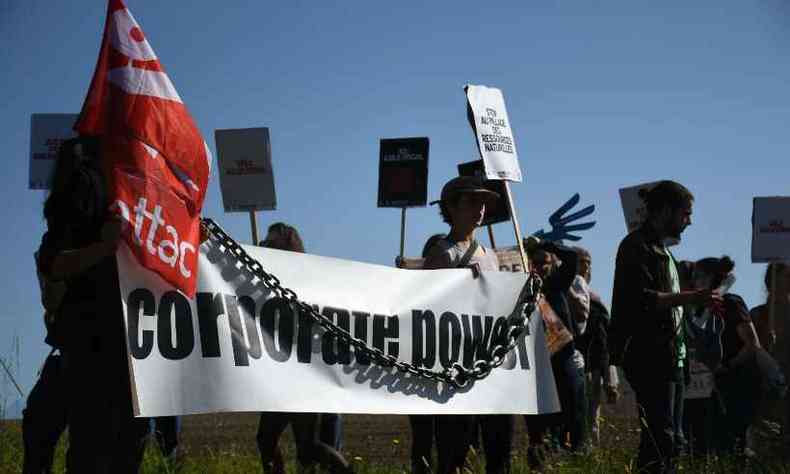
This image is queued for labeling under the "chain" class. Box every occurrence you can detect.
[200,218,542,389]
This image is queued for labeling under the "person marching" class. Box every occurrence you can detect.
[523,236,585,470]
[571,247,619,446]
[610,180,721,473]
[421,176,513,474]
[36,137,149,473]
[685,257,761,454]
[255,222,352,474]
[751,263,790,444]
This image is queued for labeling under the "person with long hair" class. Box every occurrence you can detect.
[255,222,351,474]
[685,257,761,454]
[34,137,149,473]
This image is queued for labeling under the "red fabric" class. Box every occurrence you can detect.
[75,0,209,296]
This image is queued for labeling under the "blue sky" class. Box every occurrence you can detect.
[1,1,788,413]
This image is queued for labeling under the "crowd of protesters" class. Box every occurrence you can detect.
[20,138,789,474]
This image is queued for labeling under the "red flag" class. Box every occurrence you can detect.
[76,0,211,296]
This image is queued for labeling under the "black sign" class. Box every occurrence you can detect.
[377,137,429,208]
[457,159,510,226]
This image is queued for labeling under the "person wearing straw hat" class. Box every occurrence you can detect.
[420,175,512,474]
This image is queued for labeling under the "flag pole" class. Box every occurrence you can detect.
[504,182,528,273]
[249,211,259,245]
[769,263,778,350]
[487,224,496,249]
[399,208,407,260]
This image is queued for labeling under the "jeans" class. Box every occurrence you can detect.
[563,355,588,451]
[320,413,343,451]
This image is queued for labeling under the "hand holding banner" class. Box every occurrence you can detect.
[117,240,559,417]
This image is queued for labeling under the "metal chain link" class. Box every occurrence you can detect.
[201,218,542,388]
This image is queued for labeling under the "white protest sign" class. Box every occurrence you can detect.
[685,358,714,400]
[29,114,78,190]
[214,127,276,212]
[752,197,790,263]
[117,241,559,417]
[465,85,522,182]
[619,181,660,233]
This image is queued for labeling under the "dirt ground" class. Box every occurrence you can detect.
[178,388,639,466]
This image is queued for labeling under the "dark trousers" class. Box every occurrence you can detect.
[525,351,587,451]
[64,350,149,474]
[257,412,350,474]
[432,414,513,474]
[561,355,588,451]
[683,397,717,457]
[435,415,476,474]
[625,367,683,474]
[717,369,760,453]
[22,353,67,474]
[151,416,180,459]
[320,413,343,451]
[409,415,437,474]
[479,415,513,474]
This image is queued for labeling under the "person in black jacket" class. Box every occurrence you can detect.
[524,237,586,469]
[610,181,720,474]
[35,137,149,473]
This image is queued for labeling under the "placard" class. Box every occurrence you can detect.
[464,85,521,182]
[685,357,714,400]
[29,114,78,190]
[214,127,276,212]
[618,181,660,233]
[752,197,790,262]
[377,137,429,208]
[457,159,509,226]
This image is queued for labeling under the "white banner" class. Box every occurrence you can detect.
[619,181,660,233]
[118,240,559,417]
[465,85,522,182]
[29,114,78,190]
[214,127,277,212]
[752,197,790,263]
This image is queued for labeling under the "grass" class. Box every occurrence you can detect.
[2,415,789,473]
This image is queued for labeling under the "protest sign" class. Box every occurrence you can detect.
[215,128,277,213]
[685,357,714,400]
[457,159,509,226]
[117,240,559,417]
[752,197,790,263]
[29,114,78,190]
[619,181,660,233]
[377,137,429,208]
[464,85,521,182]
